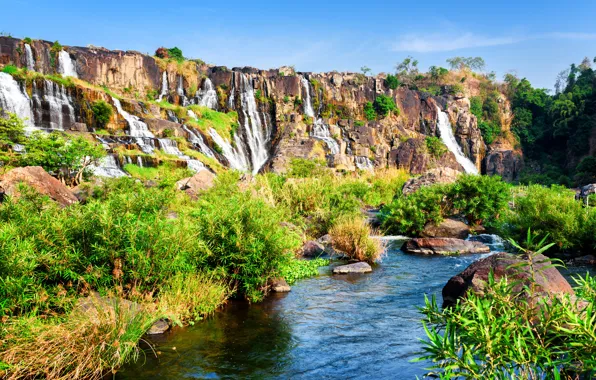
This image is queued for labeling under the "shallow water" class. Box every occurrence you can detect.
[118,239,589,379]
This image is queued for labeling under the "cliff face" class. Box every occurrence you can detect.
[0,36,521,179]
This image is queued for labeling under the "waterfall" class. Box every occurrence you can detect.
[301,76,339,154]
[176,76,189,106]
[32,79,75,130]
[355,156,374,170]
[0,72,36,132]
[137,156,144,168]
[24,44,35,71]
[91,155,128,178]
[195,78,218,110]
[183,125,216,158]
[436,107,478,174]
[157,72,168,102]
[238,73,269,174]
[187,109,198,120]
[157,138,205,173]
[165,109,179,123]
[209,128,250,171]
[111,97,155,154]
[58,51,78,78]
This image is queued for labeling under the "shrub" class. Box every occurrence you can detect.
[354,120,365,127]
[470,96,483,119]
[91,100,113,128]
[381,185,446,235]
[385,74,400,90]
[478,120,500,144]
[373,95,398,118]
[447,174,510,225]
[1,65,18,75]
[167,47,184,62]
[23,37,32,44]
[575,156,596,185]
[288,158,328,178]
[364,101,376,121]
[0,111,26,147]
[425,136,447,159]
[155,47,169,59]
[330,217,385,263]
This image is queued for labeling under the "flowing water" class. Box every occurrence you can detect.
[195,78,218,109]
[176,76,189,107]
[301,76,340,155]
[24,44,35,71]
[90,154,128,178]
[238,74,269,174]
[183,125,216,159]
[157,138,206,173]
[111,97,156,154]
[58,50,78,78]
[355,156,374,170]
[158,72,169,102]
[436,107,478,174]
[209,128,250,171]
[119,236,535,379]
[32,79,75,130]
[0,72,36,132]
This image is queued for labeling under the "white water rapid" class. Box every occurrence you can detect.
[111,97,155,154]
[0,72,36,131]
[436,107,478,174]
[58,51,78,78]
[195,78,218,109]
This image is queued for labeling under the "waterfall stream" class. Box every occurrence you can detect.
[32,79,75,130]
[183,125,216,159]
[24,44,35,71]
[209,128,250,171]
[436,107,478,174]
[158,138,206,173]
[176,76,189,106]
[157,72,168,102]
[301,76,340,155]
[0,72,36,132]
[111,97,155,154]
[238,74,268,174]
[195,78,218,109]
[58,51,78,78]
[91,155,128,178]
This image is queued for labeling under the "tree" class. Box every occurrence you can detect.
[364,101,376,121]
[360,66,371,76]
[167,47,184,62]
[428,66,449,82]
[385,74,400,90]
[91,100,113,128]
[395,56,419,86]
[155,47,169,59]
[446,56,485,71]
[373,95,398,118]
[23,132,105,186]
[0,112,26,148]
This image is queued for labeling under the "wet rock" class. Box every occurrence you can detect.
[442,252,574,307]
[317,234,332,245]
[333,262,372,274]
[270,278,291,292]
[421,218,470,239]
[176,170,216,199]
[0,166,78,207]
[570,255,596,266]
[402,167,461,195]
[303,240,325,258]
[403,238,490,255]
[576,183,596,202]
[147,319,170,335]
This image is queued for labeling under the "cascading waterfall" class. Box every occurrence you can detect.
[111,97,155,154]
[209,128,250,171]
[436,107,478,174]
[182,125,216,158]
[157,72,168,102]
[91,154,128,178]
[176,76,189,106]
[24,44,35,71]
[32,79,75,130]
[0,72,36,132]
[355,156,374,170]
[58,51,78,78]
[228,74,235,109]
[301,76,340,154]
[238,73,269,174]
[157,138,206,172]
[195,78,218,109]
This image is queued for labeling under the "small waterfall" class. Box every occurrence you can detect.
[0,72,36,132]
[195,78,218,110]
[301,77,315,118]
[238,73,268,174]
[32,79,75,130]
[111,97,155,154]
[436,107,478,174]
[209,128,250,171]
[176,76,189,106]
[91,155,128,178]
[158,138,205,173]
[355,156,374,170]
[58,50,78,78]
[301,76,339,154]
[125,156,132,165]
[187,109,198,120]
[165,109,179,123]
[24,44,35,71]
[137,156,144,168]
[157,72,168,102]
[183,125,216,158]
[228,74,235,109]
[468,234,505,252]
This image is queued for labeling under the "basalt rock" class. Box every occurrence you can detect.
[333,262,373,274]
[421,219,470,239]
[0,166,78,207]
[302,240,325,258]
[269,278,291,293]
[442,252,574,307]
[403,238,489,255]
[176,170,216,199]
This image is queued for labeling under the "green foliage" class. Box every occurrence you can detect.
[0,112,26,147]
[1,65,18,75]
[428,65,449,82]
[278,258,329,285]
[446,56,486,71]
[478,120,500,144]
[425,136,447,159]
[419,85,441,96]
[167,47,184,62]
[354,120,365,127]
[448,174,510,225]
[283,95,290,103]
[91,100,113,128]
[364,101,376,121]
[470,96,483,118]
[23,37,32,44]
[330,216,385,263]
[385,74,400,90]
[288,158,328,178]
[49,41,62,67]
[373,95,398,118]
[575,156,596,185]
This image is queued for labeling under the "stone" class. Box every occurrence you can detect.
[317,234,332,245]
[442,252,575,307]
[484,149,523,182]
[403,238,490,255]
[333,262,372,274]
[303,240,325,258]
[0,166,78,207]
[571,255,596,266]
[576,184,596,203]
[146,319,170,335]
[270,278,291,292]
[175,170,216,199]
[421,218,470,239]
[402,167,461,195]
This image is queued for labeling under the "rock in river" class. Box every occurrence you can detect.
[333,262,372,274]
[403,238,490,255]
[421,218,470,239]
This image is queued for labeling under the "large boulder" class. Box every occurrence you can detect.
[175,170,215,199]
[421,218,470,239]
[403,238,490,255]
[442,252,574,307]
[333,262,372,274]
[484,149,523,182]
[402,167,460,195]
[269,278,291,293]
[0,166,78,207]
[302,240,325,258]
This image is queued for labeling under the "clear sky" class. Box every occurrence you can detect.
[3,0,595,89]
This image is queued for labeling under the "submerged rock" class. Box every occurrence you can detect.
[0,166,78,207]
[270,278,291,292]
[442,252,574,308]
[403,238,489,255]
[421,218,470,239]
[333,262,372,274]
[147,319,170,335]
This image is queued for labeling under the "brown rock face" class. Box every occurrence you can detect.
[0,166,78,207]
[402,167,461,195]
[485,149,523,181]
[442,252,574,307]
[302,240,325,258]
[403,238,490,255]
[175,170,216,199]
[422,219,470,239]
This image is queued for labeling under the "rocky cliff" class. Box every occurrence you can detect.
[0,36,521,178]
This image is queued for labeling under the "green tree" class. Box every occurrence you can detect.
[373,95,398,118]
[364,101,376,121]
[0,112,26,147]
[395,56,419,86]
[360,66,371,75]
[385,74,400,90]
[446,56,485,71]
[167,47,184,62]
[91,100,113,128]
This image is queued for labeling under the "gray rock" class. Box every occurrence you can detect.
[317,234,332,245]
[402,167,461,195]
[270,278,291,292]
[303,240,325,257]
[403,238,490,255]
[147,319,170,335]
[421,218,470,239]
[333,262,372,274]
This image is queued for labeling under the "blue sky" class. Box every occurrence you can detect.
[3,0,595,89]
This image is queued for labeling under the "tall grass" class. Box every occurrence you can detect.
[329,217,385,263]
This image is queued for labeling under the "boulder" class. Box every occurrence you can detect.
[333,262,372,274]
[403,238,490,255]
[303,240,325,258]
[442,252,575,307]
[175,170,215,198]
[146,319,170,335]
[484,149,523,182]
[576,183,596,203]
[421,218,470,239]
[0,166,78,207]
[317,234,332,245]
[570,255,596,266]
[270,278,291,292]
[402,167,460,195]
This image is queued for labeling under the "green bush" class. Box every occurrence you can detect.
[478,120,500,144]
[448,174,510,225]
[425,136,447,159]
[470,96,483,119]
[288,158,328,178]
[364,101,376,121]
[385,74,400,90]
[278,258,329,284]
[381,185,446,235]
[91,100,113,128]
[0,111,26,147]
[1,65,18,75]
[167,47,184,62]
[373,95,398,118]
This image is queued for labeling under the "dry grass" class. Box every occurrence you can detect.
[330,217,386,263]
